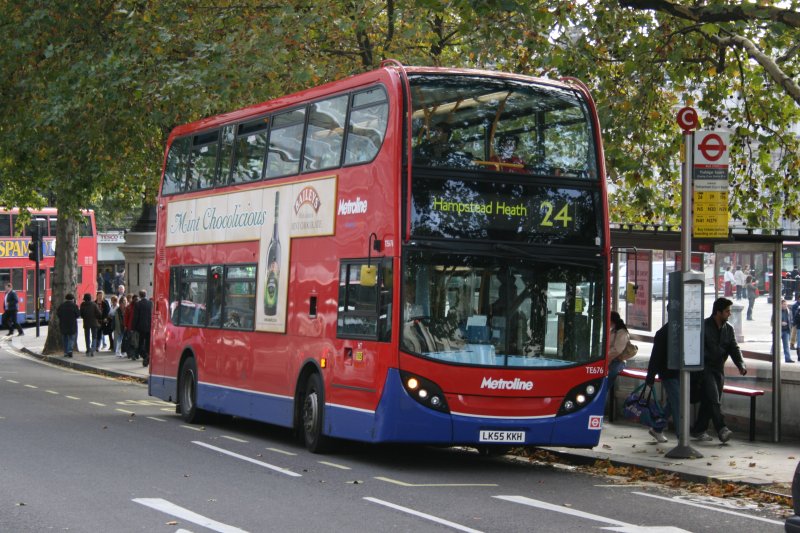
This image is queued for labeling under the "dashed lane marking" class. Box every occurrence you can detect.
[24,384,38,389]
[146,416,167,422]
[192,441,301,477]
[494,495,634,528]
[5,380,18,383]
[318,461,351,470]
[375,476,497,487]
[89,401,106,407]
[266,447,297,456]
[66,396,81,400]
[133,498,247,533]
[633,491,785,526]
[116,409,136,415]
[181,425,205,432]
[493,495,691,532]
[364,497,484,533]
[221,435,248,443]
[45,390,59,395]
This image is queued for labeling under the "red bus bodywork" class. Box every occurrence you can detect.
[0,208,97,323]
[149,64,610,451]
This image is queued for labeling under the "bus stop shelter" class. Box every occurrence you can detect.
[611,225,791,442]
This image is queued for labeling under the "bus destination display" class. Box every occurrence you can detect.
[411,176,600,246]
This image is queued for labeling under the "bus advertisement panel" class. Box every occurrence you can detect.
[149,62,609,453]
[164,177,336,332]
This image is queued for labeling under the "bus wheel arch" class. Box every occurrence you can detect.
[177,350,203,423]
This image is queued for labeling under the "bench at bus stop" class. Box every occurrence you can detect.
[609,367,765,441]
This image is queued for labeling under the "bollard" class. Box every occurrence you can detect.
[730,302,744,342]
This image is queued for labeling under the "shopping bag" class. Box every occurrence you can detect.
[622,383,667,431]
[621,340,638,360]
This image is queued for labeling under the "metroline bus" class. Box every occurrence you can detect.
[0,208,98,323]
[149,61,610,452]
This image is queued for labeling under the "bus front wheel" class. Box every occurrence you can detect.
[179,358,202,423]
[302,373,330,453]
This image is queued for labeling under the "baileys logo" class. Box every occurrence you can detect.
[294,186,321,214]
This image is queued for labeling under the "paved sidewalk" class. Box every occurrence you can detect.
[5,325,798,488]
[6,325,148,384]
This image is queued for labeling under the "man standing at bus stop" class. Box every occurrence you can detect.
[690,297,747,443]
[4,283,24,336]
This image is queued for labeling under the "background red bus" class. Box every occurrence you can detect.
[149,62,610,453]
[0,208,97,324]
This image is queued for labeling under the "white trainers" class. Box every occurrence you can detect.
[691,431,714,441]
[649,428,668,443]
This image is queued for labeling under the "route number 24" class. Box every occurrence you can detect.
[540,201,573,227]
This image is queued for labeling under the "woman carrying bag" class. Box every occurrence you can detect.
[608,311,638,389]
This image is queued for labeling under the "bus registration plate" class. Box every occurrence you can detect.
[479,430,525,443]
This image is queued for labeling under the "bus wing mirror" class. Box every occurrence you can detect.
[360,265,378,287]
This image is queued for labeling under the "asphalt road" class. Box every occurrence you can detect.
[0,342,788,532]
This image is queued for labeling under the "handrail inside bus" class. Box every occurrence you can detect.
[380,59,413,244]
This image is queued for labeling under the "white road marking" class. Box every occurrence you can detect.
[221,435,248,443]
[5,379,18,383]
[24,384,38,389]
[633,491,785,526]
[266,447,297,456]
[89,401,106,407]
[133,498,247,533]
[376,476,497,487]
[46,390,59,395]
[181,425,205,432]
[364,497,484,533]
[146,416,167,422]
[318,461,351,470]
[116,409,136,415]
[66,395,81,400]
[495,495,693,532]
[192,441,301,477]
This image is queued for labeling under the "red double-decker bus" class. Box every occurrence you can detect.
[149,61,610,452]
[0,208,98,323]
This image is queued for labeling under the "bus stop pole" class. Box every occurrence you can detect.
[666,129,703,459]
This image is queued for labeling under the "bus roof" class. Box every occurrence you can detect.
[166,63,586,144]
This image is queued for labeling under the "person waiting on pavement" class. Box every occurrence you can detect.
[56,293,80,358]
[645,318,679,443]
[3,282,24,336]
[607,311,636,389]
[690,297,747,443]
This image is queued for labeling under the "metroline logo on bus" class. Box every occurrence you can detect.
[480,376,534,391]
[693,130,730,239]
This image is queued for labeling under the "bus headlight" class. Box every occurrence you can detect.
[557,379,603,416]
[400,371,449,413]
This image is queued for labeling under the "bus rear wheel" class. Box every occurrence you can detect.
[179,358,202,423]
[301,373,330,453]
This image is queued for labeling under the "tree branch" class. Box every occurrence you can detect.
[710,33,800,106]
[619,0,800,28]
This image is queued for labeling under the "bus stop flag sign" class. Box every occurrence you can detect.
[693,130,730,239]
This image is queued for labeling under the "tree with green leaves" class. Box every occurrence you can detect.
[1,1,799,353]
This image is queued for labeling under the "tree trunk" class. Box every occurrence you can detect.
[43,212,80,355]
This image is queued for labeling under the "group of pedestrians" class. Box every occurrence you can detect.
[55,288,152,366]
[610,297,747,445]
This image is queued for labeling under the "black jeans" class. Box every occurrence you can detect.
[691,368,726,434]
[5,310,23,334]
